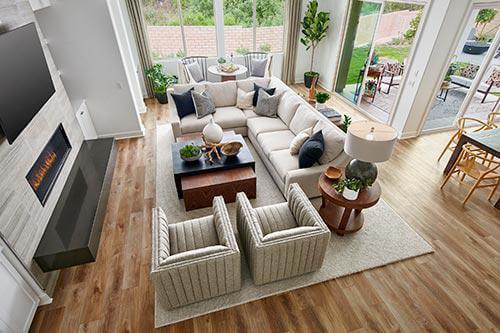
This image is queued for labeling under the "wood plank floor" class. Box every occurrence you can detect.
[30,91,500,332]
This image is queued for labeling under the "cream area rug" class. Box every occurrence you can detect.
[155,124,433,328]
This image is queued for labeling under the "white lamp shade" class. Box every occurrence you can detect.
[344,121,397,163]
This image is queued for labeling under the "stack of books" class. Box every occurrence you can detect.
[318,107,342,122]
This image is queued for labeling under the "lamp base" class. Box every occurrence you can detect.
[345,159,377,184]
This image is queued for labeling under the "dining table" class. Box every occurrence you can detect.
[443,127,500,209]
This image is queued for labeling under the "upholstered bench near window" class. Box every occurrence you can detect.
[151,197,241,309]
[236,183,330,285]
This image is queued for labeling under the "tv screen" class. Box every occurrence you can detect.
[0,22,55,144]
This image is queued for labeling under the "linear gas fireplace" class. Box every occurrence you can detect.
[26,124,71,206]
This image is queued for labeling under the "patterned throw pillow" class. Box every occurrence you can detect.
[253,83,275,106]
[191,91,215,119]
[486,68,500,88]
[255,90,280,117]
[236,88,254,109]
[460,64,480,80]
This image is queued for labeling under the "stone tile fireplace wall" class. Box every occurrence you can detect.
[0,1,84,274]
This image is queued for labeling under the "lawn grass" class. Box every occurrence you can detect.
[345,44,411,85]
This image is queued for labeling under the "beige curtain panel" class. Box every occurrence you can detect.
[282,0,302,84]
[125,0,154,97]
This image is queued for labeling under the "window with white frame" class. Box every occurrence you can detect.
[141,0,284,60]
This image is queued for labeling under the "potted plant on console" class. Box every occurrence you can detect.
[145,63,178,104]
[315,92,330,110]
[300,0,330,88]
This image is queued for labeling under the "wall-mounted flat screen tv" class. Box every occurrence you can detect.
[0,22,55,144]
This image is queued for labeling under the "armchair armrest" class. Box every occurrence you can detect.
[212,196,239,251]
[167,88,182,138]
[287,183,329,230]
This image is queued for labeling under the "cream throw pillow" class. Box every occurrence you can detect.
[290,127,313,155]
[236,88,254,109]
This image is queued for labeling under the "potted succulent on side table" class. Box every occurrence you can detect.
[315,92,330,110]
[300,0,330,88]
[145,63,178,104]
[179,143,202,162]
[333,177,373,201]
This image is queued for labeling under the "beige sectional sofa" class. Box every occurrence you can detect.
[167,76,351,198]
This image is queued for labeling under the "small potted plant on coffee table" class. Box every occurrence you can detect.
[315,92,330,110]
[179,143,202,162]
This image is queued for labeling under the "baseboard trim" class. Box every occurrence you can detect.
[398,130,419,140]
[99,125,145,140]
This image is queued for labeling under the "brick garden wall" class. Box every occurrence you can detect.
[147,25,284,58]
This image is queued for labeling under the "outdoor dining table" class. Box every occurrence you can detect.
[443,127,500,209]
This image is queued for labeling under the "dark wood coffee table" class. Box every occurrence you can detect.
[318,173,381,235]
[172,131,256,210]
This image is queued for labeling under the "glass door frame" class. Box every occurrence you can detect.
[419,3,500,135]
[333,0,430,124]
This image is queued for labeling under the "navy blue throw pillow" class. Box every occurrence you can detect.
[253,83,276,107]
[172,88,196,119]
[298,130,324,168]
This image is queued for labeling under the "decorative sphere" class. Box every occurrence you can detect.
[202,119,223,144]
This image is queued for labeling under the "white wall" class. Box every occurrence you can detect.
[34,0,144,138]
[294,0,348,89]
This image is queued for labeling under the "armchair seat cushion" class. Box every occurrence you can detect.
[254,202,298,236]
[168,216,220,255]
[180,113,214,134]
[257,130,295,157]
[213,107,247,128]
[247,117,288,137]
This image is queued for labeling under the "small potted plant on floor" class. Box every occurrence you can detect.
[300,0,330,88]
[339,114,352,133]
[145,64,178,104]
[315,92,330,110]
[179,143,202,162]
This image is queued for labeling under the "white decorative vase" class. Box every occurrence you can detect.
[316,102,326,110]
[342,188,359,201]
[202,119,223,144]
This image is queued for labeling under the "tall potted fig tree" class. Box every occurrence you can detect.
[300,0,330,88]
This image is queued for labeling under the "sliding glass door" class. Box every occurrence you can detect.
[335,0,426,123]
[422,6,500,131]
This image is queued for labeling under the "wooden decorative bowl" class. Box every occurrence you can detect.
[221,141,243,156]
[325,166,342,180]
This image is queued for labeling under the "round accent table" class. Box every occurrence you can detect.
[208,65,248,82]
[318,173,381,236]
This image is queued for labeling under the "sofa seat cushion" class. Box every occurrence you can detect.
[168,216,220,255]
[243,109,259,119]
[257,130,295,157]
[213,107,247,128]
[247,117,288,137]
[205,81,237,107]
[181,113,214,134]
[254,202,297,236]
[269,149,299,181]
[450,75,472,88]
[289,105,321,135]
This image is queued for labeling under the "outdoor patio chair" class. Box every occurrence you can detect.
[380,61,404,94]
[450,64,500,103]
[179,56,208,84]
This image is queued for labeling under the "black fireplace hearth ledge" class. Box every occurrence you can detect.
[34,138,117,272]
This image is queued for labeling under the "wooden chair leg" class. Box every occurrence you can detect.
[462,180,480,205]
[441,169,457,189]
[438,133,458,161]
[488,178,500,200]
[460,172,467,181]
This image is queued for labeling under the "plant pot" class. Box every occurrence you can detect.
[315,102,326,110]
[463,41,490,55]
[180,150,202,162]
[155,92,168,104]
[304,72,319,88]
[342,188,359,201]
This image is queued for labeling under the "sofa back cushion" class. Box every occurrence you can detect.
[205,81,237,107]
[174,83,205,94]
[269,76,292,96]
[313,120,345,164]
[277,91,302,125]
[289,104,320,135]
[237,77,270,92]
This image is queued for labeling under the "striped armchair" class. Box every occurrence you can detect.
[151,197,241,309]
[236,183,330,285]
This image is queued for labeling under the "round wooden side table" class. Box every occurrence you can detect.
[318,173,381,236]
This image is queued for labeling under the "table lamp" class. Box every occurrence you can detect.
[344,121,397,184]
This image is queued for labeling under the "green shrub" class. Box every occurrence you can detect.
[315,92,330,103]
[259,43,271,52]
